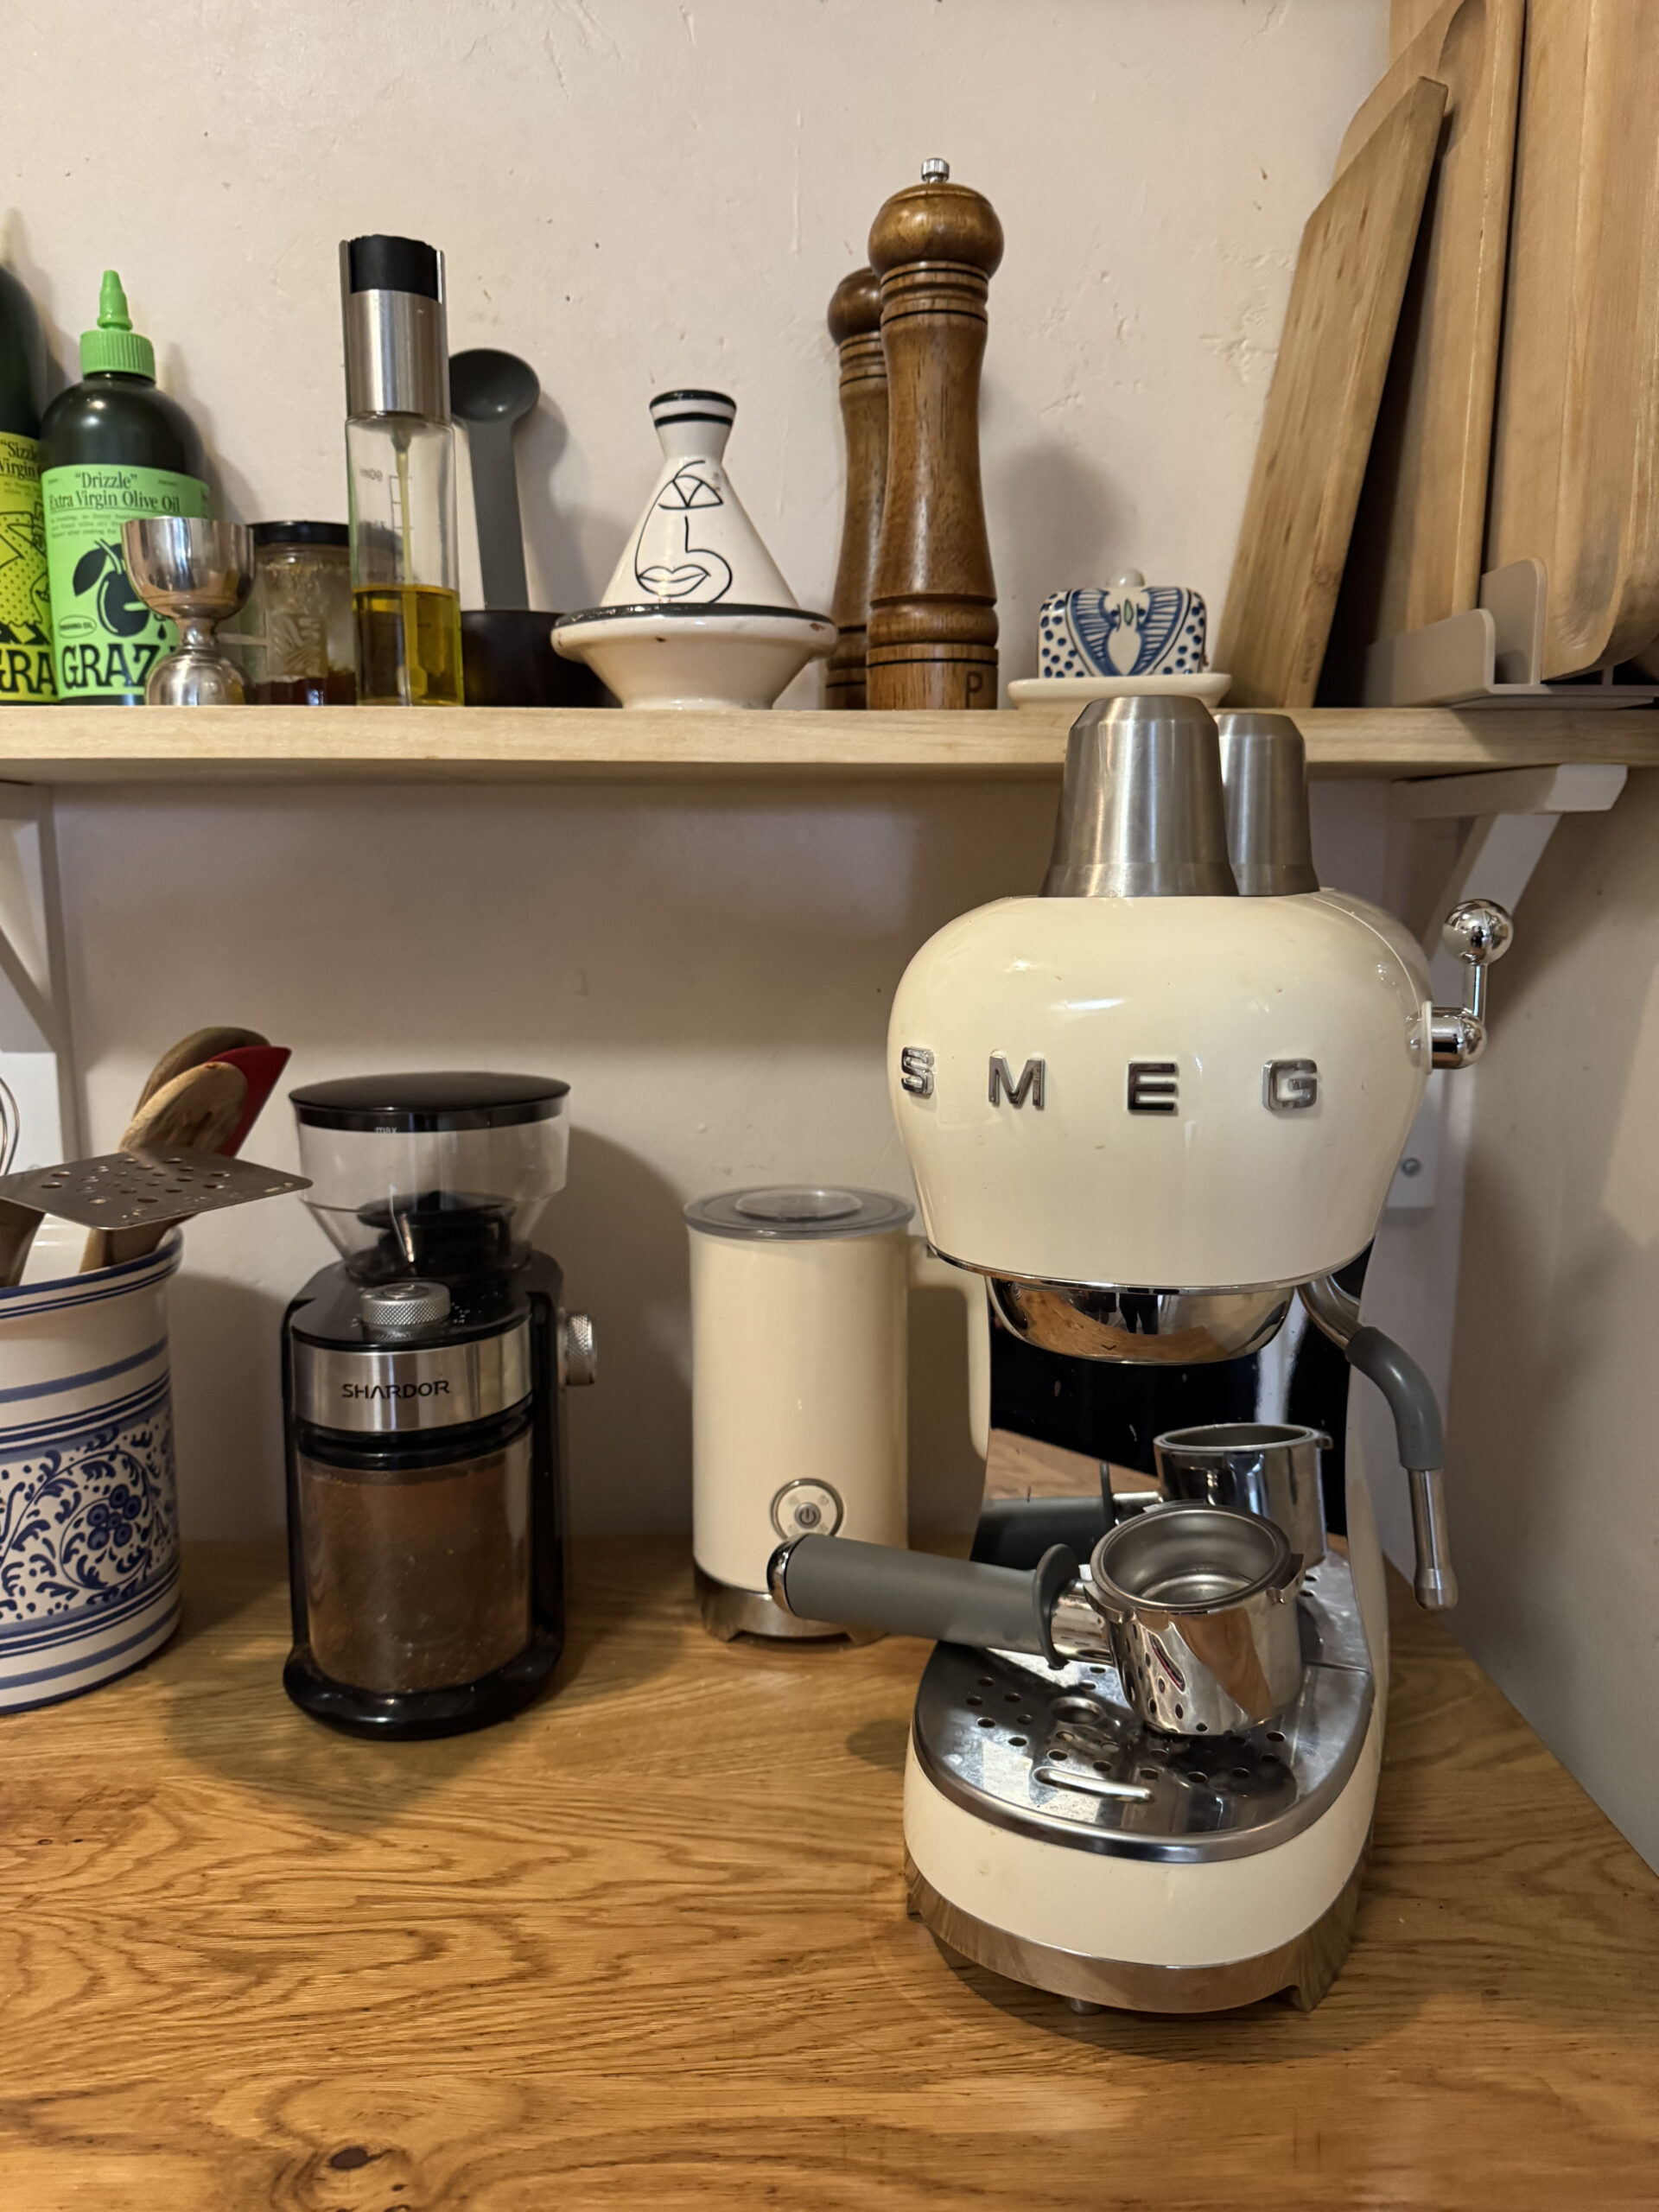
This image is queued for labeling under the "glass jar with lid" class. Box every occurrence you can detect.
[227,520,356,703]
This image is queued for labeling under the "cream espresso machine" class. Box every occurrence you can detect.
[772,696,1510,2012]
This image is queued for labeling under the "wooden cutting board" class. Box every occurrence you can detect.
[1215,76,1446,709]
[1485,0,1659,677]
[1326,0,1522,664]
[1392,0,1445,54]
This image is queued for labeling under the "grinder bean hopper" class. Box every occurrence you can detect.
[772,698,1510,2012]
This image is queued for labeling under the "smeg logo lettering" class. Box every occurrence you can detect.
[988,1055,1046,1109]
[905,1049,1324,1116]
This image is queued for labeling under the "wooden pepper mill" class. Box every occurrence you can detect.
[825,267,887,710]
[866,159,1004,710]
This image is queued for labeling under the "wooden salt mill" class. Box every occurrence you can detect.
[825,267,887,709]
[866,159,1004,710]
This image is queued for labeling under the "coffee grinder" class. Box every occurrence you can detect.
[281,1072,595,1738]
[772,699,1511,2012]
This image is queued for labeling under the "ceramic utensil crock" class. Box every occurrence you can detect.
[0,1235,182,1709]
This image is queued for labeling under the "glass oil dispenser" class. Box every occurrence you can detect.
[340,234,464,704]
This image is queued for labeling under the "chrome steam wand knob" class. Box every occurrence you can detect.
[1430,898,1515,1068]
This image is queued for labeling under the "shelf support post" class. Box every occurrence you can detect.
[0,779,78,1164]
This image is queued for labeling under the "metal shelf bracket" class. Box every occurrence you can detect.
[1382,761,1626,1211]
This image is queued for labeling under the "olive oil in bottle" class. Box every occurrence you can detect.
[353,583,464,705]
[340,235,464,706]
[38,272,209,705]
[0,257,54,702]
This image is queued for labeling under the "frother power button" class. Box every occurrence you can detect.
[771,1479,845,1541]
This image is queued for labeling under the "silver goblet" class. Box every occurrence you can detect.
[121,518,255,705]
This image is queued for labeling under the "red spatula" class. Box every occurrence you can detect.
[211,1045,291,1157]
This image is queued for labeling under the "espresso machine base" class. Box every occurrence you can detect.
[694,1565,885,1645]
[894,1491,1382,2015]
[904,1842,1368,2015]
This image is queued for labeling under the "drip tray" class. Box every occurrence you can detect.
[911,1552,1373,1866]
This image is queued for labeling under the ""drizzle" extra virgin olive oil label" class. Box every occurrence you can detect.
[0,431,54,702]
[41,463,209,702]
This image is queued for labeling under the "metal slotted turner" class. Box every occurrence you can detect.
[0,1147,310,1230]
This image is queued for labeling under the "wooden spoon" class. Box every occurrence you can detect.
[137,1027,267,1113]
[80,1060,247,1272]
[0,1195,41,1287]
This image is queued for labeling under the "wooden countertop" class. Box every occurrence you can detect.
[2,1537,1656,2209]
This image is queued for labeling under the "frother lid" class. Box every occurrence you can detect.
[291,1071,569,1133]
[685,1185,913,1240]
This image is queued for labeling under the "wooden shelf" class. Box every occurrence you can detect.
[0,702,1656,786]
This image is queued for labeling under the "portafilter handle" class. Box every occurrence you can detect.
[768,1535,1107,1663]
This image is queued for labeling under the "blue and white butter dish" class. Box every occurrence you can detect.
[1041,571,1206,678]
[1009,569,1230,708]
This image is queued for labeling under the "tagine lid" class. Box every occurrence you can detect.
[597,390,801,613]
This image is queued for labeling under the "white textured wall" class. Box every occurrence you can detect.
[1433,777,1659,1870]
[0,0,1391,1540]
[3,0,1384,660]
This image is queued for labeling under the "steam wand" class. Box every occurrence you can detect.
[1308,893,1514,1604]
[1300,1276,1455,1610]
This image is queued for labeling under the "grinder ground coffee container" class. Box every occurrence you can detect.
[281,1072,594,1738]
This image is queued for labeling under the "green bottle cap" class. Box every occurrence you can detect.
[79,270,156,379]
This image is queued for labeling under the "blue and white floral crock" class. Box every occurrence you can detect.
[0,1233,181,1710]
[1039,570,1207,679]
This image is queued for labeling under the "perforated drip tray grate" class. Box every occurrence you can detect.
[0,1147,310,1229]
[911,1551,1375,1865]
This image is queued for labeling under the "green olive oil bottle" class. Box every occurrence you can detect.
[39,271,209,704]
[0,261,54,702]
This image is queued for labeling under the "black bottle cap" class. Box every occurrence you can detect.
[251,520,349,550]
[344,235,442,300]
[290,1071,569,1132]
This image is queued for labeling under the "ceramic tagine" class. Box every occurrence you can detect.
[1007,569,1231,708]
[553,391,834,709]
